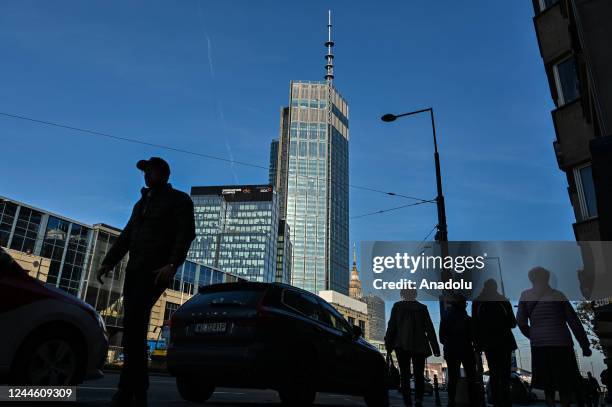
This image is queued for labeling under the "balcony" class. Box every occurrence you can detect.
[533,3,572,64]
[552,98,594,169]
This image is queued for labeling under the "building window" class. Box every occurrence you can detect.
[574,164,598,220]
[358,320,366,333]
[0,200,18,247]
[10,207,42,254]
[163,301,180,322]
[348,316,355,326]
[539,0,558,12]
[554,56,580,106]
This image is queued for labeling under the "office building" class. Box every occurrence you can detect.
[270,11,350,294]
[1,196,94,296]
[269,139,279,186]
[531,0,612,366]
[363,294,386,343]
[275,219,292,284]
[188,185,287,283]
[319,290,368,338]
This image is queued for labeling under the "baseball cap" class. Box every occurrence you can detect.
[136,157,171,176]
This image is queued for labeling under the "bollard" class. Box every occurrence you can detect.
[434,374,441,406]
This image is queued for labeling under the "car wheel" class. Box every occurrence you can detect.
[364,382,389,407]
[278,386,316,407]
[176,376,215,403]
[12,329,83,385]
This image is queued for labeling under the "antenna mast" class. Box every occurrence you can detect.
[325,10,335,82]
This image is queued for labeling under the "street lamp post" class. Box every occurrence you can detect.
[381,107,451,319]
[381,108,448,243]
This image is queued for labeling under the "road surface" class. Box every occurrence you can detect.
[73,371,441,406]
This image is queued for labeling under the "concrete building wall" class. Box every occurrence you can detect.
[5,247,50,282]
[319,289,370,339]
[531,0,612,367]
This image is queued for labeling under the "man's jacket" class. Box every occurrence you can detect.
[439,308,474,357]
[102,183,195,272]
[385,300,440,357]
[472,293,517,352]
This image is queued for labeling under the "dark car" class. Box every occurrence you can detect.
[167,282,388,406]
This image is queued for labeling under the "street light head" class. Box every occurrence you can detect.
[381,114,397,123]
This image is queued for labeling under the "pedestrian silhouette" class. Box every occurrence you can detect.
[587,372,601,407]
[600,368,609,404]
[472,279,517,407]
[439,295,480,407]
[97,157,195,407]
[517,266,591,407]
[385,288,440,407]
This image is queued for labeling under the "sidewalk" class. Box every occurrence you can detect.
[388,390,449,407]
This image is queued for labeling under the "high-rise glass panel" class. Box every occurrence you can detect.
[280,80,349,294]
[188,186,280,283]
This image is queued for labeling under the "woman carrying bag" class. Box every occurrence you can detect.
[385,288,441,407]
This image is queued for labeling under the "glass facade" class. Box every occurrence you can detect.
[188,185,281,283]
[9,206,43,254]
[275,219,292,284]
[42,217,71,286]
[83,224,128,329]
[269,139,279,185]
[273,81,349,294]
[0,197,93,296]
[0,199,18,248]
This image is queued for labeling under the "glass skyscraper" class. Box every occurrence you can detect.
[188,185,281,283]
[270,13,349,294]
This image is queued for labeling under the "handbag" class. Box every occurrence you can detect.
[385,352,401,390]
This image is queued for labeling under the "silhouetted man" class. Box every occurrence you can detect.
[385,288,440,407]
[440,296,480,407]
[97,157,195,407]
[472,279,517,407]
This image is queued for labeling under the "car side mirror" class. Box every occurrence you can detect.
[352,325,363,339]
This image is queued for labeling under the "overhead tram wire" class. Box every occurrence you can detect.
[419,224,438,244]
[350,199,435,220]
[0,111,432,203]
[0,112,266,170]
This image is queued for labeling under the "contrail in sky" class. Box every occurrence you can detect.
[197,1,239,183]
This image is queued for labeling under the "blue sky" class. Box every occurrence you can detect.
[1,0,573,242]
[1,0,604,376]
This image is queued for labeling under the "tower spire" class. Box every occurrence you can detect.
[349,242,362,299]
[325,10,334,82]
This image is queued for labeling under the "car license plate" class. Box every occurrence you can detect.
[190,322,227,334]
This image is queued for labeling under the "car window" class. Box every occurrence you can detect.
[319,300,351,334]
[282,289,322,322]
